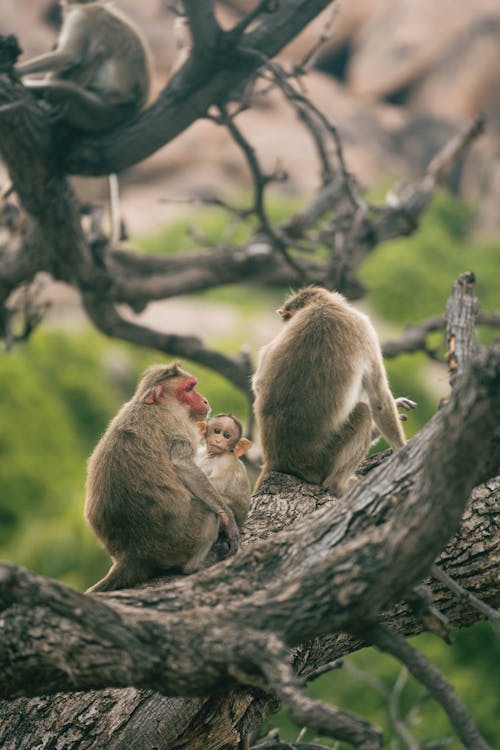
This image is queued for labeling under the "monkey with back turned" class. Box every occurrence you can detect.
[196,413,253,528]
[85,362,240,592]
[253,286,413,495]
[15,0,152,132]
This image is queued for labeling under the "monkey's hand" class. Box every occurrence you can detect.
[394,396,417,421]
[171,440,240,555]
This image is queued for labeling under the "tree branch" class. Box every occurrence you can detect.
[381,311,500,360]
[0,343,498,704]
[445,271,479,386]
[82,292,253,394]
[367,624,490,750]
[57,0,335,176]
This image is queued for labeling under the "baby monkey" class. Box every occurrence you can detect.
[197,414,253,528]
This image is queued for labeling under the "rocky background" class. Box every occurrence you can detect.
[2,0,499,236]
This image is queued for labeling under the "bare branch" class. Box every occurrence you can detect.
[445,271,479,386]
[298,3,339,72]
[382,310,500,361]
[230,0,281,39]
[55,0,336,176]
[431,565,500,637]
[367,624,491,750]
[215,104,306,279]
[235,633,383,749]
[82,293,253,395]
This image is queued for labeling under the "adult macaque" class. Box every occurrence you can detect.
[197,414,253,528]
[253,286,409,495]
[15,0,152,132]
[85,362,239,592]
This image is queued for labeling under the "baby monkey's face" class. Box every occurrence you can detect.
[206,416,240,456]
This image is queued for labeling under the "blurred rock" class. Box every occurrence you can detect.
[1,0,499,234]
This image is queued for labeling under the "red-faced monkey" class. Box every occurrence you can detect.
[15,0,152,132]
[196,414,253,528]
[85,362,239,592]
[253,286,409,495]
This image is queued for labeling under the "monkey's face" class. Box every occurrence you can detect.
[174,376,210,421]
[205,416,240,456]
[141,365,210,420]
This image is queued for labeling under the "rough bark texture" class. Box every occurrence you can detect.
[0,344,499,748]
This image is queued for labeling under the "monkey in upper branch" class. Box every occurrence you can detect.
[15,0,152,132]
[196,413,253,528]
[85,362,240,592]
[252,286,411,495]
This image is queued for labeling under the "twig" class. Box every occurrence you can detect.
[366,624,491,750]
[406,585,452,644]
[388,668,420,750]
[216,104,306,280]
[343,661,425,750]
[233,633,383,750]
[431,564,500,636]
[253,741,338,750]
[182,0,219,52]
[382,311,500,361]
[298,3,339,72]
[304,659,343,682]
[230,0,279,40]
[263,62,363,211]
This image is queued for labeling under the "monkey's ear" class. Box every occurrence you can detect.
[234,438,252,457]
[196,421,207,437]
[144,384,166,405]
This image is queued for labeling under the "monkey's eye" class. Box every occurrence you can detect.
[224,432,231,439]
[214,427,221,434]
[185,384,193,392]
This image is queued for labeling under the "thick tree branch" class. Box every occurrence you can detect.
[57,0,335,176]
[445,271,479,385]
[82,292,253,394]
[183,0,219,53]
[0,344,498,706]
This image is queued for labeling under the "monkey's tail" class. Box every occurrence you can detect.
[253,467,267,492]
[86,560,148,593]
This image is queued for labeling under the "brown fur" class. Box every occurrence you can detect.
[253,286,406,495]
[16,0,152,131]
[85,362,238,592]
[196,414,252,528]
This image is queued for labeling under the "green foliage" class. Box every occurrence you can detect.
[0,324,251,589]
[267,622,499,748]
[135,207,251,256]
[360,192,500,324]
[134,193,302,257]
